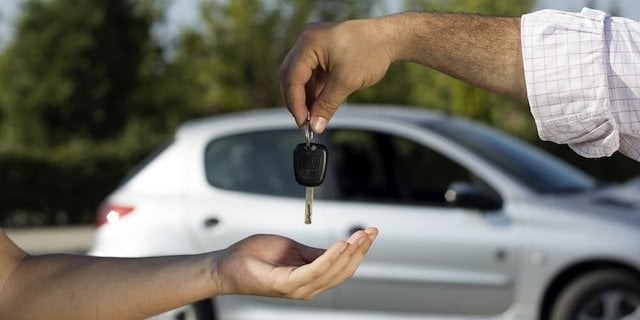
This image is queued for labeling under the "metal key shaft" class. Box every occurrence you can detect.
[304,121,314,224]
[305,186,313,224]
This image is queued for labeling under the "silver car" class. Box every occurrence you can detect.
[90,105,640,320]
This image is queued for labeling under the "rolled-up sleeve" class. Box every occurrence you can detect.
[521,8,640,161]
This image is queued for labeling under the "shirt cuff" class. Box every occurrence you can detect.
[521,8,619,158]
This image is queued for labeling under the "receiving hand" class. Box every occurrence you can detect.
[211,227,378,299]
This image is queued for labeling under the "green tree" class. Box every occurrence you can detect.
[0,0,178,225]
[405,0,535,15]
[0,0,164,148]
[169,0,381,115]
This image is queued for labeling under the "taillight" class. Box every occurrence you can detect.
[96,203,134,227]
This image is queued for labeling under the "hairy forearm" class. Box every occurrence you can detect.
[385,12,527,102]
[0,253,216,319]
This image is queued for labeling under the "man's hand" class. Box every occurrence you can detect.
[279,13,526,134]
[278,19,395,134]
[212,227,378,299]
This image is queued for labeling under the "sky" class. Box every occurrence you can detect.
[0,0,639,47]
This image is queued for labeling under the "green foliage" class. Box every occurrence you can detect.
[0,142,149,226]
[403,0,535,15]
[0,0,175,225]
[0,0,166,148]
[170,0,380,114]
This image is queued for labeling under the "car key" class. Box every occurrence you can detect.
[293,121,328,224]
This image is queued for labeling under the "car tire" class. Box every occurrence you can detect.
[550,269,640,320]
[170,299,215,320]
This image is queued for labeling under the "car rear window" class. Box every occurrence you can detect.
[118,141,173,187]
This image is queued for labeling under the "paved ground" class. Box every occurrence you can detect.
[4,225,95,254]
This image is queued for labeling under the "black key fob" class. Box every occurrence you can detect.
[293,143,328,187]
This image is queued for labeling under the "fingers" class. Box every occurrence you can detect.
[282,54,349,134]
[279,47,314,128]
[279,22,348,133]
[280,52,345,134]
[289,240,348,285]
[321,227,377,289]
[290,227,378,299]
[308,77,350,134]
[282,60,349,135]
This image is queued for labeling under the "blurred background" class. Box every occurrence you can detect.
[0,0,638,229]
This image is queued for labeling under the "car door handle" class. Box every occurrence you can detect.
[204,217,220,228]
[348,225,365,235]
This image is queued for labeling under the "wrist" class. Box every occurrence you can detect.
[206,251,230,296]
[382,11,425,63]
[344,16,398,66]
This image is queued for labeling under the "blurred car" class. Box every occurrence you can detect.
[90,105,640,320]
[625,176,640,190]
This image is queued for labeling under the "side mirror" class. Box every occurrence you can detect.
[445,182,502,211]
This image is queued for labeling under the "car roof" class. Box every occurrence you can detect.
[176,104,451,138]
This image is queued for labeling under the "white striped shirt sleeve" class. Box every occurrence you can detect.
[521,8,640,161]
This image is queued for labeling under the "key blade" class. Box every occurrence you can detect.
[305,187,313,224]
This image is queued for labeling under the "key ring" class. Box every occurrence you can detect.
[305,119,313,147]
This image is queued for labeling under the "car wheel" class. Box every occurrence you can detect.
[551,269,640,320]
[152,299,215,320]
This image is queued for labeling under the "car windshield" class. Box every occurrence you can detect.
[426,119,597,194]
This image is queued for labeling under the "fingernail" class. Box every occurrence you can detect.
[364,228,378,239]
[311,117,328,134]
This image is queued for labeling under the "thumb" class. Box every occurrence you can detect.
[309,79,350,134]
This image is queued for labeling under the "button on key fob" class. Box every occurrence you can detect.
[293,142,328,187]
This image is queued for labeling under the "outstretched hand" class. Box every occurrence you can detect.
[212,227,378,299]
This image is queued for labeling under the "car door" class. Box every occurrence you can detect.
[184,128,338,310]
[323,128,520,316]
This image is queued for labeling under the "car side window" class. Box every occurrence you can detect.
[204,129,303,197]
[391,134,472,204]
[328,129,474,206]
